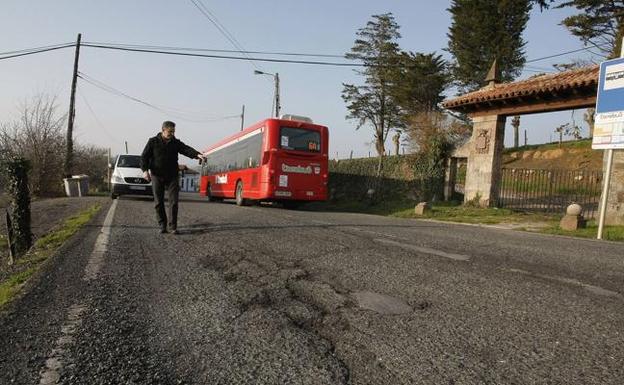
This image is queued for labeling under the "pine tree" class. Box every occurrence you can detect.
[556,1,624,58]
[447,0,532,92]
[342,13,404,158]
[391,52,450,115]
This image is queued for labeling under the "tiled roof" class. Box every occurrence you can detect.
[442,65,599,110]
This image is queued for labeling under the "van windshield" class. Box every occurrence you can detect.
[117,155,142,168]
[280,127,321,153]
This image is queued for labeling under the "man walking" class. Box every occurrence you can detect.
[141,121,204,234]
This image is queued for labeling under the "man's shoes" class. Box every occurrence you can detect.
[171,228,179,235]
[159,226,168,234]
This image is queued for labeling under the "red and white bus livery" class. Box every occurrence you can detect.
[199,115,329,207]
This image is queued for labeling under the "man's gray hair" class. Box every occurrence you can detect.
[162,121,176,130]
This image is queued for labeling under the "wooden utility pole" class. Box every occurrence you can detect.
[107,148,111,192]
[125,141,128,154]
[64,33,81,178]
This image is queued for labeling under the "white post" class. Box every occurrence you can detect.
[596,37,624,240]
[597,149,614,239]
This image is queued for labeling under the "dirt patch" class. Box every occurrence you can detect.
[0,196,108,264]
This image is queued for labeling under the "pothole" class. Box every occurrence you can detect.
[352,291,413,315]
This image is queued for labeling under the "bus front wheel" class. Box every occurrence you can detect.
[235,181,247,206]
[207,184,219,202]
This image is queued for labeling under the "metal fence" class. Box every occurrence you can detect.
[498,168,602,218]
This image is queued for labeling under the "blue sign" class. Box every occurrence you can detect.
[594,57,624,149]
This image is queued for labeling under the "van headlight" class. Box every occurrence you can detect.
[113,175,124,183]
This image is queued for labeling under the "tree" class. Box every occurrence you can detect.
[406,111,471,201]
[447,0,532,92]
[342,13,404,160]
[391,52,450,115]
[0,94,67,196]
[584,107,596,138]
[556,1,624,58]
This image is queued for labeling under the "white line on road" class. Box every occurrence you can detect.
[39,200,118,384]
[374,238,471,261]
[507,268,621,298]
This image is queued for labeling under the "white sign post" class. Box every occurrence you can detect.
[594,44,624,239]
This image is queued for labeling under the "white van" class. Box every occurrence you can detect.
[110,154,153,199]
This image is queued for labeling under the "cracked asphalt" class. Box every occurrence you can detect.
[1,193,623,384]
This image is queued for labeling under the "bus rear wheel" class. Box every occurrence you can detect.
[235,181,247,206]
[207,184,219,202]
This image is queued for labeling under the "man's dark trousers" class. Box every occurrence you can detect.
[152,176,179,230]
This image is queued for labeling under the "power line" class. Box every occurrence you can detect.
[0,43,75,61]
[78,71,241,123]
[188,0,268,77]
[81,43,362,67]
[83,41,346,58]
[525,43,609,63]
[77,85,123,145]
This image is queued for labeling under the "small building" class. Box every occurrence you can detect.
[179,168,200,192]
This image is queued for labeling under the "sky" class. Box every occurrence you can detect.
[0,1,603,164]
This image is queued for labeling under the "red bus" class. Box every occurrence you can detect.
[199,115,329,208]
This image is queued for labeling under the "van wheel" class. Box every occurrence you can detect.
[235,181,247,206]
[111,193,118,200]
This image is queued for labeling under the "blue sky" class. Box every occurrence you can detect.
[0,1,601,162]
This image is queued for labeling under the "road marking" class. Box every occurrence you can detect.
[507,268,621,298]
[39,200,117,384]
[84,199,117,281]
[374,238,471,261]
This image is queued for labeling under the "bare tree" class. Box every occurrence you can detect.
[0,94,67,196]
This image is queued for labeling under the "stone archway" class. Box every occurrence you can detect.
[442,64,624,225]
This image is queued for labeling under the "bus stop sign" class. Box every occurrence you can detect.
[594,57,624,149]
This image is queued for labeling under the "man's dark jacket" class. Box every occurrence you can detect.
[141,133,200,179]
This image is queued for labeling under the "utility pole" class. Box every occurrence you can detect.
[524,130,527,146]
[240,104,245,131]
[64,33,81,178]
[274,73,280,117]
[125,141,128,154]
[107,148,111,192]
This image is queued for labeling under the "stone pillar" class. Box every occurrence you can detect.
[444,157,457,201]
[600,150,624,225]
[464,114,506,207]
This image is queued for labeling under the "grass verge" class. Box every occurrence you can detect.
[538,220,624,242]
[317,199,624,241]
[0,203,101,308]
[318,199,558,225]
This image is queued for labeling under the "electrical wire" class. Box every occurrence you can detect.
[77,85,123,145]
[188,0,269,78]
[78,71,241,123]
[83,41,346,58]
[0,43,75,61]
[81,43,362,67]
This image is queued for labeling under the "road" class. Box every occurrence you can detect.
[1,193,623,384]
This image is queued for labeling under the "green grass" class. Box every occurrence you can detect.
[0,267,36,307]
[34,204,101,251]
[539,220,624,242]
[1,203,102,307]
[319,199,557,225]
[503,138,592,154]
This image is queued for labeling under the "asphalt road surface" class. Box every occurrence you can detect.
[1,193,623,384]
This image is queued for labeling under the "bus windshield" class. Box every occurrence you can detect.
[279,127,321,153]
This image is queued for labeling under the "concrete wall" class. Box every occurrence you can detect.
[464,115,506,206]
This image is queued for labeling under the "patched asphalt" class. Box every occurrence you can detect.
[1,194,623,384]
